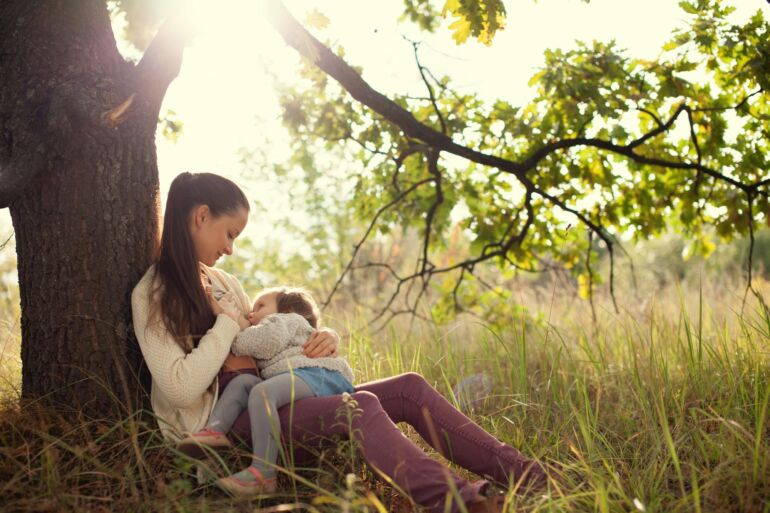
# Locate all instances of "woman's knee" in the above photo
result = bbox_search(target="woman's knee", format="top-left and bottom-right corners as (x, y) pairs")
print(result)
(348, 390), (379, 407)
(348, 391), (387, 419)
(395, 372), (430, 392)
(386, 372), (438, 417)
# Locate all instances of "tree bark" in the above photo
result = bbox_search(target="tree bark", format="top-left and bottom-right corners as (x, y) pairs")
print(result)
(1, 1), (172, 416)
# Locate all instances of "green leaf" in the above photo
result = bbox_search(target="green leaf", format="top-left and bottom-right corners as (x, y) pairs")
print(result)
(448, 16), (472, 44)
(305, 9), (330, 30)
(441, 0), (459, 16)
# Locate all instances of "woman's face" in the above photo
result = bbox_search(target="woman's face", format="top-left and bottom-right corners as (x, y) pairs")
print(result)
(189, 205), (248, 266)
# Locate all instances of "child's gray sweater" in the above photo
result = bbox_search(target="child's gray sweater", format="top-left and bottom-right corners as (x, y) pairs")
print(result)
(231, 313), (354, 382)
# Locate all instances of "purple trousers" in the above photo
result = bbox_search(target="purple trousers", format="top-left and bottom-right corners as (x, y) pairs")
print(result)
(218, 370), (546, 513)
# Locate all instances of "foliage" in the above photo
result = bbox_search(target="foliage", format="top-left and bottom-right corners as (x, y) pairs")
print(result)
(108, 0), (770, 322)
(441, 0), (506, 45)
(214, 135), (360, 308)
(269, 0), (770, 321)
(158, 109), (183, 143)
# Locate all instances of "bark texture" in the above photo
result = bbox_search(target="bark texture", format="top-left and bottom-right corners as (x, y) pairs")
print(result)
(0, 1), (173, 416)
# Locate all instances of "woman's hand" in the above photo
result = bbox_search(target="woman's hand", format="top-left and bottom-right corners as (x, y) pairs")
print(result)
(303, 328), (339, 358)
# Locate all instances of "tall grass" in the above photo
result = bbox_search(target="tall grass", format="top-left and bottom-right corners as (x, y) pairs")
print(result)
(1, 274), (769, 512)
(0, 255), (20, 401)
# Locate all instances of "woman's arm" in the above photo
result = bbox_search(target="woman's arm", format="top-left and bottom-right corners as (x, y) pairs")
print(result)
(303, 328), (340, 358)
(131, 284), (240, 408)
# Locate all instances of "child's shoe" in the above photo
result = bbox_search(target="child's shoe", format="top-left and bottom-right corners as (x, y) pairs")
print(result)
(176, 427), (232, 459)
(215, 466), (277, 497)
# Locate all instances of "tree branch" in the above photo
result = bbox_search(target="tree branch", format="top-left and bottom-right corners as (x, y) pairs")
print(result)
(636, 107), (664, 128)
(535, 188), (621, 311)
(0, 231), (14, 252)
(264, 0), (528, 181)
(692, 88), (763, 113)
(266, 0), (766, 323)
(391, 144), (427, 193)
(134, 14), (192, 119)
(741, 191), (770, 317)
(586, 230), (597, 326)
(268, 0), (770, 205)
(409, 39), (447, 135)
(322, 178), (433, 308)
(421, 149), (443, 277)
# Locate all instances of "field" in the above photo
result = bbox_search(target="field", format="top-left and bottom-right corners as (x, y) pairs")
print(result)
(1, 267), (769, 512)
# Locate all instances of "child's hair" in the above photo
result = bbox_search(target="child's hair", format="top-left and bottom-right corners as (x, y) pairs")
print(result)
(268, 287), (320, 328)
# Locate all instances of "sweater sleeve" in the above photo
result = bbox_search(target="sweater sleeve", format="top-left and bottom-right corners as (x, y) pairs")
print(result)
(232, 314), (291, 360)
(131, 280), (240, 409)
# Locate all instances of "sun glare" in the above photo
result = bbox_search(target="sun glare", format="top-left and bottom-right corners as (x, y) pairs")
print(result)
(158, 0), (290, 197)
(145, 0), (770, 249)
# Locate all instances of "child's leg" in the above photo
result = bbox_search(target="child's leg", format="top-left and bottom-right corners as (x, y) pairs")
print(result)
(207, 373), (262, 433)
(246, 374), (313, 479)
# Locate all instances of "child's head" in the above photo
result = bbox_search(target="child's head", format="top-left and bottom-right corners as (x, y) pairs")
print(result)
(247, 287), (320, 328)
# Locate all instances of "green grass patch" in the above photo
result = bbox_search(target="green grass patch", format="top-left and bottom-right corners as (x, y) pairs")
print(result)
(1, 283), (769, 512)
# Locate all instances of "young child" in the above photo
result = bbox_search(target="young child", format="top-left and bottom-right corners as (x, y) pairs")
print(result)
(177, 286), (354, 496)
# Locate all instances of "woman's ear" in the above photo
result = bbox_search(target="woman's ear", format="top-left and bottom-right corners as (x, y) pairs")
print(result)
(192, 204), (211, 229)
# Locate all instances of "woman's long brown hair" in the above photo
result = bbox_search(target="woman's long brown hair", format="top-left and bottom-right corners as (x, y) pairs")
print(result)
(152, 172), (249, 352)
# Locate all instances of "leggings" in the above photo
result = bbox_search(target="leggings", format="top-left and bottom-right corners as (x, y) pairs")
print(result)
(217, 371), (546, 513)
(208, 372), (313, 479)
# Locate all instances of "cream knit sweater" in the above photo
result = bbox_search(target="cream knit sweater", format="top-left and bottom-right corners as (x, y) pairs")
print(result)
(131, 264), (250, 441)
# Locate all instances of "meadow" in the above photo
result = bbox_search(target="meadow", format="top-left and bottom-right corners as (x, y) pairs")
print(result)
(0, 255), (769, 513)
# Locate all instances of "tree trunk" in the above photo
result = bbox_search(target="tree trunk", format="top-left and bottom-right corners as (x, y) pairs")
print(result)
(1, 1), (171, 416)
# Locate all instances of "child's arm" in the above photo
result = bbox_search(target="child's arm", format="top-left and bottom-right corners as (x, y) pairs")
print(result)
(231, 314), (291, 360)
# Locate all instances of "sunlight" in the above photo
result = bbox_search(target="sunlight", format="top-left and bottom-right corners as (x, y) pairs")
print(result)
(4, 10), (770, 509)
(156, 0), (337, 255)
(122, 2), (310, 257)
(158, 0), (292, 206)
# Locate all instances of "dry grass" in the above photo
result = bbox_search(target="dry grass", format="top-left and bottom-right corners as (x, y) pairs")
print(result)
(1, 264), (769, 512)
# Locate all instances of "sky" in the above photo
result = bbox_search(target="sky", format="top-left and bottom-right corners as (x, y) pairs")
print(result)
(0, 0), (768, 256)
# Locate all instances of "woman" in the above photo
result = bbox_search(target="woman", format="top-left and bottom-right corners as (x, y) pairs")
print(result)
(132, 172), (548, 513)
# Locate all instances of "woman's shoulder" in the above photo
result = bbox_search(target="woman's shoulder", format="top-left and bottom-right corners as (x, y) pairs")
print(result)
(134, 265), (157, 287)
(131, 265), (159, 301)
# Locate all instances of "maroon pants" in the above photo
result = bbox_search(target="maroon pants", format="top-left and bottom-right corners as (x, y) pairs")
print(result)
(218, 371), (545, 513)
